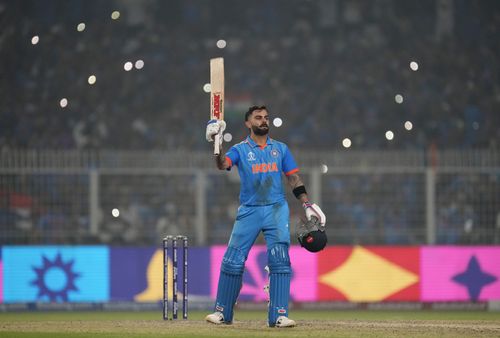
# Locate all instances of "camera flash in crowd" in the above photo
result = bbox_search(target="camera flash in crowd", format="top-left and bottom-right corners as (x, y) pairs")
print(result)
(216, 39), (227, 49)
(135, 60), (144, 70)
(342, 138), (352, 148)
(410, 61), (419, 71)
(405, 121), (413, 131)
(88, 75), (96, 85)
(31, 35), (39, 45)
(124, 62), (133, 71)
(395, 94), (404, 104)
(273, 117), (283, 127)
(77, 23), (86, 32)
(112, 208), (120, 217)
(59, 98), (68, 108)
(111, 11), (120, 20)
(203, 83), (211, 93)
(386, 130), (394, 140)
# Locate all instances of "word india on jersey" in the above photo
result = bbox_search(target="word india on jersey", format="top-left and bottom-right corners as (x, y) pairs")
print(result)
(252, 162), (278, 174)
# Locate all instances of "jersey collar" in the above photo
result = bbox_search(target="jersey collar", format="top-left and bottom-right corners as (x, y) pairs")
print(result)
(245, 135), (273, 148)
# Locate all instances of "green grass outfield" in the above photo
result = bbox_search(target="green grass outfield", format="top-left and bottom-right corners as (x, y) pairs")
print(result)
(1, 310), (500, 338)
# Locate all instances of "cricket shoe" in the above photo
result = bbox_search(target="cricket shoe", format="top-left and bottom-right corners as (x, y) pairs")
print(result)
(275, 316), (296, 328)
(205, 312), (225, 325)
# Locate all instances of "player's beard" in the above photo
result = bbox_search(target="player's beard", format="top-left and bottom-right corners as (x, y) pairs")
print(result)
(252, 124), (269, 136)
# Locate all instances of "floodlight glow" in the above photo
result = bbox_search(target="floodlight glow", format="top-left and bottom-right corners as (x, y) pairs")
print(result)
(395, 94), (404, 104)
(124, 62), (133, 71)
(88, 75), (96, 85)
(404, 121), (413, 130)
(112, 208), (120, 217)
(111, 11), (120, 20)
(31, 36), (39, 45)
(385, 130), (394, 140)
(135, 60), (144, 69)
(223, 133), (233, 142)
(342, 138), (352, 148)
(273, 117), (283, 127)
(77, 23), (86, 32)
(410, 61), (419, 71)
(216, 39), (227, 49)
(59, 98), (68, 108)
(203, 83), (211, 93)
(320, 164), (329, 174)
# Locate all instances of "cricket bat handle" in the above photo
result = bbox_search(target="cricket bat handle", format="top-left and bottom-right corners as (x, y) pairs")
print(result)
(214, 134), (221, 156)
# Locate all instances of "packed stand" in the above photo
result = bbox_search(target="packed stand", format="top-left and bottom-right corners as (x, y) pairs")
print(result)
(1, 0), (499, 151)
(1, 0), (500, 246)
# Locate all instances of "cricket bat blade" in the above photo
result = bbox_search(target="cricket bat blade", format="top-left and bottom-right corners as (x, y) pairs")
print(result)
(210, 57), (224, 156)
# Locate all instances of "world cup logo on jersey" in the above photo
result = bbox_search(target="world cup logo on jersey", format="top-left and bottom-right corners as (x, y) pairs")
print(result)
(247, 152), (256, 161)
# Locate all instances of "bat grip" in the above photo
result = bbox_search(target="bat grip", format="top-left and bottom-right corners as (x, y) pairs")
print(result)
(214, 134), (221, 156)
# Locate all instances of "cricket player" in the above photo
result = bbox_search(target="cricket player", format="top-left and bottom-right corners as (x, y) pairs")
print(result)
(204, 105), (326, 327)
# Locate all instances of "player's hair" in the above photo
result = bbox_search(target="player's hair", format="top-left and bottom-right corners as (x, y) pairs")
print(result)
(244, 105), (268, 121)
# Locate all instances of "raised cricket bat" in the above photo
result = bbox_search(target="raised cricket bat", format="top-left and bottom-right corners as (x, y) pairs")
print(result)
(210, 57), (224, 156)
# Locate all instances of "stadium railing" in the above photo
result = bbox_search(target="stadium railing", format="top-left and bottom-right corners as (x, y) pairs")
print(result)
(0, 149), (499, 245)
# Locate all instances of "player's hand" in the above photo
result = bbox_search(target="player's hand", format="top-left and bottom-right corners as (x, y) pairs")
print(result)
(206, 119), (226, 143)
(303, 202), (326, 227)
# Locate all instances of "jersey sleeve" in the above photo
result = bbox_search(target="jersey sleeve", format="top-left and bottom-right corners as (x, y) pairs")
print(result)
(225, 145), (240, 168)
(282, 145), (299, 176)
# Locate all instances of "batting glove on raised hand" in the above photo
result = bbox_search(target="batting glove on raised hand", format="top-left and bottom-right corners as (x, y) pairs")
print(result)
(206, 119), (226, 143)
(303, 202), (326, 227)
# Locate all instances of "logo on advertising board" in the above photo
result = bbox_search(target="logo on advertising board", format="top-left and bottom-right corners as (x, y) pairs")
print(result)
(3, 246), (109, 303)
(210, 245), (317, 302)
(0, 249), (3, 303)
(421, 247), (500, 302)
(108, 247), (211, 302)
(31, 252), (80, 302)
(318, 246), (420, 302)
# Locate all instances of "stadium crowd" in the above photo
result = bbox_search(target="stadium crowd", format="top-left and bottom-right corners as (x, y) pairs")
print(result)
(1, 0), (499, 246)
(1, 0), (499, 151)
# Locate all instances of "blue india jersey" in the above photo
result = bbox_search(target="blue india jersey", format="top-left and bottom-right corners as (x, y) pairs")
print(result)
(225, 136), (299, 206)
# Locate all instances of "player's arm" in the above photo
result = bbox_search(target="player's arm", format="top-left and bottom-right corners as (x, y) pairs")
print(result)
(287, 173), (309, 203)
(283, 146), (326, 225)
(287, 173), (326, 226)
(215, 146), (230, 170)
